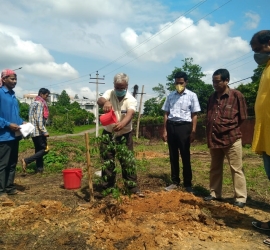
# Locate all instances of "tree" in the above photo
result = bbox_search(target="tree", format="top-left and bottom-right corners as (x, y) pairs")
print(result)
(143, 97), (165, 116)
(166, 58), (213, 113)
(57, 90), (70, 107)
(236, 64), (265, 115)
(18, 102), (30, 121)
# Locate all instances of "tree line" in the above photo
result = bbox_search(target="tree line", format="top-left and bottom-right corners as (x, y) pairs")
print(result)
(143, 57), (264, 118)
(19, 90), (95, 133)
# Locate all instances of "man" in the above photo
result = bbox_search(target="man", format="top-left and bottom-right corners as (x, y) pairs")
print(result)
(0, 69), (24, 199)
(22, 88), (50, 174)
(249, 30), (270, 245)
(204, 69), (247, 208)
(162, 71), (201, 193)
(97, 73), (144, 197)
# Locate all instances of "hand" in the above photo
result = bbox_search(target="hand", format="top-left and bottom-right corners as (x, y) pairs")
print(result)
(9, 123), (20, 131)
(43, 133), (50, 137)
(103, 101), (112, 113)
(162, 131), (167, 142)
(113, 122), (124, 132)
(190, 131), (196, 143)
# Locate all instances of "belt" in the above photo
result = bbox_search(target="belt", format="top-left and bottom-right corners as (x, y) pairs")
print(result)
(167, 120), (191, 125)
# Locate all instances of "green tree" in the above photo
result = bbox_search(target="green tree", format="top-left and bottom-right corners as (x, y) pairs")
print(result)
(18, 102), (30, 121)
(236, 64), (265, 115)
(165, 58), (213, 113)
(143, 97), (165, 116)
(57, 90), (70, 107)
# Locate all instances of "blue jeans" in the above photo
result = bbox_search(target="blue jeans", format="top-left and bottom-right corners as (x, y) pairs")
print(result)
(263, 152), (270, 180)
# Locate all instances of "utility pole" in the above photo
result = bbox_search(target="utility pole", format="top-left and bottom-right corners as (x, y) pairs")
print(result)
(136, 85), (146, 139)
(89, 71), (105, 137)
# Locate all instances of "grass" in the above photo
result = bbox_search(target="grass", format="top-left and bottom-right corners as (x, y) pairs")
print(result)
(17, 134), (270, 204)
(46, 124), (96, 136)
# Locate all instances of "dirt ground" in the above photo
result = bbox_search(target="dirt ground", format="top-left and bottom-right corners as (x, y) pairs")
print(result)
(1, 151), (270, 250)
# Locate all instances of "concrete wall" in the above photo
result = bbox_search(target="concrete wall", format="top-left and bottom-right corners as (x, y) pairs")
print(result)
(139, 117), (255, 145)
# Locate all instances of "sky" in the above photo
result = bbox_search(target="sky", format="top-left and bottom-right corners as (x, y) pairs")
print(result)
(0, 0), (269, 106)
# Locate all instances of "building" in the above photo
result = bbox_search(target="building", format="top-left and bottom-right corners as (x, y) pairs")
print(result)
(19, 93), (97, 117)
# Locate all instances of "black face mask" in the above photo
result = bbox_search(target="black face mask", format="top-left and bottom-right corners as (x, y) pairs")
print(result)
(254, 52), (270, 65)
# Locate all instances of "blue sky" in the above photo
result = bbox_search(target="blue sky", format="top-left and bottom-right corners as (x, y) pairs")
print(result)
(0, 0), (269, 105)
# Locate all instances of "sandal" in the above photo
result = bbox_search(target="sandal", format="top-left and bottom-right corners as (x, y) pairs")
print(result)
(263, 238), (270, 245)
(252, 221), (270, 230)
(7, 190), (26, 195)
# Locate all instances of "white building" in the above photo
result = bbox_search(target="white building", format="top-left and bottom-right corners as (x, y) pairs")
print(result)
(19, 93), (97, 117)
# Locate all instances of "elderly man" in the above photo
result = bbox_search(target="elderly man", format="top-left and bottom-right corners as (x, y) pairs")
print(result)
(97, 72), (144, 197)
(204, 69), (247, 208)
(0, 69), (24, 199)
(249, 30), (270, 246)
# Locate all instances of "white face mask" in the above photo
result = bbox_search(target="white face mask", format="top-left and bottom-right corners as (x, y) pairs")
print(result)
(175, 85), (185, 93)
(254, 52), (270, 65)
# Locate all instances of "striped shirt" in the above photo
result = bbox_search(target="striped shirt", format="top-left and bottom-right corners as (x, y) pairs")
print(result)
(162, 89), (201, 122)
(206, 88), (247, 149)
(29, 101), (48, 137)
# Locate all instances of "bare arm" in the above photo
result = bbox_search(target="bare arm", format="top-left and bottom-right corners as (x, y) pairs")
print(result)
(190, 112), (198, 142)
(113, 109), (135, 132)
(97, 97), (112, 112)
(162, 112), (169, 142)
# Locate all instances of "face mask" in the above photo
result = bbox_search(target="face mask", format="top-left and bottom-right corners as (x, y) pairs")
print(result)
(254, 53), (270, 65)
(115, 89), (127, 97)
(175, 85), (185, 93)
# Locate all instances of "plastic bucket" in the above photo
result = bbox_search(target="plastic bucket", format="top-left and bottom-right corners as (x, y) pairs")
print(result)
(62, 168), (83, 189)
(100, 109), (117, 126)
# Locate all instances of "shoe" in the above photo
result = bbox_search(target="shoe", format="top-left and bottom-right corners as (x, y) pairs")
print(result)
(0, 193), (8, 201)
(135, 191), (145, 198)
(204, 195), (221, 201)
(263, 238), (270, 245)
(185, 186), (195, 194)
(233, 201), (246, 208)
(7, 190), (26, 195)
(164, 184), (178, 191)
(252, 221), (270, 230)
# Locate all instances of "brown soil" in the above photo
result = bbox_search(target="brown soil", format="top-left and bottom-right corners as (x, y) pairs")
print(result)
(0, 151), (269, 250)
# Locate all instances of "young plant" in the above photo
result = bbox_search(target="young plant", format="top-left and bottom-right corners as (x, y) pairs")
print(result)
(91, 133), (137, 200)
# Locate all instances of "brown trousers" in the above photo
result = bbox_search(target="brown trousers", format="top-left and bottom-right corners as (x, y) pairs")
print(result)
(209, 139), (247, 203)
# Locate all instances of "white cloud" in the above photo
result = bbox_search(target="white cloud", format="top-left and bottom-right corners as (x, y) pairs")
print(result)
(65, 87), (96, 100)
(120, 18), (250, 65)
(244, 12), (260, 30)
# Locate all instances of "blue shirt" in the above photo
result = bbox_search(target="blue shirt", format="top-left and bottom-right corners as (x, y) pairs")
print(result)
(0, 87), (23, 141)
(162, 89), (201, 122)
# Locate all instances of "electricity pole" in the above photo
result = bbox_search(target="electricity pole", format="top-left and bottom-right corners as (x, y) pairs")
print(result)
(90, 71), (105, 137)
(136, 85), (146, 139)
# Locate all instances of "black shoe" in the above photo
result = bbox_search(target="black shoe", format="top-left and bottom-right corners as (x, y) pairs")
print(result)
(185, 186), (196, 194)
(204, 195), (221, 201)
(233, 201), (246, 208)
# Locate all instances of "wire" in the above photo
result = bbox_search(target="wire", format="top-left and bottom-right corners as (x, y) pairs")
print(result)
(103, 0), (233, 76)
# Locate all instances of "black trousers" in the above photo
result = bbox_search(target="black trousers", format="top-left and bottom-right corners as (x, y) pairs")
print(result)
(0, 139), (19, 195)
(100, 130), (138, 192)
(167, 122), (192, 187)
(24, 136), (48, 171)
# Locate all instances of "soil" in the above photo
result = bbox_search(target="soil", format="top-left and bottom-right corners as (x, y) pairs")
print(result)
(1, 151), (270, 250)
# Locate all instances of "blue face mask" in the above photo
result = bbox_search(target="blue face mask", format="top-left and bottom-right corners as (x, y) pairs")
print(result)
(115, 89), (127, 97)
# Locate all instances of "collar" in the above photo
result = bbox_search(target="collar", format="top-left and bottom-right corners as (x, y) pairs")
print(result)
(214, 87), (230, 98)
(1, 86), (15, 95)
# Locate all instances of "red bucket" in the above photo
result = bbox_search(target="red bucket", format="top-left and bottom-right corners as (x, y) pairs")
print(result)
(62, 168), (83, 189)
(100, 109), (117, 126)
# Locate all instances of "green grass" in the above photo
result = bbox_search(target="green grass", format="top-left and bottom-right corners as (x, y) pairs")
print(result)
(46, 124), (96, 136)
(17, 135), (270, 203)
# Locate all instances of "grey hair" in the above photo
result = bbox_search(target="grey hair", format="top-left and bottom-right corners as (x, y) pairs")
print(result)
(113, 73), (129, 84)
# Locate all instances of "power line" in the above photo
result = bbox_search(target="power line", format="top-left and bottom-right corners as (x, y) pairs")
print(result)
(97, 0), (208, 72)
(103, 0), (233, 76)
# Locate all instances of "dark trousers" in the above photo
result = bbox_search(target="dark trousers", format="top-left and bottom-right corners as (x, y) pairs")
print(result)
(0, 139), (19, 195)
(167, 122), (192, 187)
(24, 136), (48, 171)
(100, 130), (138, 192)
